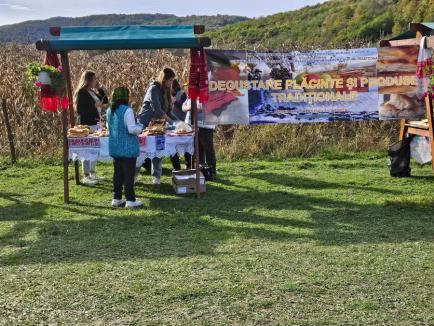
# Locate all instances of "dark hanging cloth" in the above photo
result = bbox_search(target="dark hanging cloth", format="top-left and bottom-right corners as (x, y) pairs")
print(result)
(44, 51), (60, 67)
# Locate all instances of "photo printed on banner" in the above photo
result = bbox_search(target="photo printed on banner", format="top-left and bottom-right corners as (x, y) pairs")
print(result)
(203, 50), (250, 125)
(377, 46), (425, 120)
(248, 48), (379, 124)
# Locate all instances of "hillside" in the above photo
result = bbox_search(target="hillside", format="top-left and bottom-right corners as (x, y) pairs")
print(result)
(208, 0), (434, 49)
(0, 14), (248, 44)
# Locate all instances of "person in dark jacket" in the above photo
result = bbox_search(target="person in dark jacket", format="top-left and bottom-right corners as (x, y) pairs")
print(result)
(137, 67), (176, 184)
(183, 99), (217, 178)
(171, 79), (188, 121)
(74, 70), (109, 185)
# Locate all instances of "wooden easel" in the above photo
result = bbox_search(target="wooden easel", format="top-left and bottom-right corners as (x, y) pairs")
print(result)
(380, 23), (434, 170)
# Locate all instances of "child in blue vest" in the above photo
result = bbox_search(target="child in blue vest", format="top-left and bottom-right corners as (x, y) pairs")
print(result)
(107, 87), (144, 208)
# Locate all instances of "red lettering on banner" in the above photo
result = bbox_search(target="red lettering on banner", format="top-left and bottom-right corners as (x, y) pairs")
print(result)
(68, 137), (100, 148)
(139, 135), (147, 147)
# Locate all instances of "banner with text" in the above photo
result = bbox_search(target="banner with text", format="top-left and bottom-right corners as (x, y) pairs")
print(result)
(204, 47), (422, 125)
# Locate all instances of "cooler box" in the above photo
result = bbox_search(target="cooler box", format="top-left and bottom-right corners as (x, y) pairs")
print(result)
(172, 170), (206, 195)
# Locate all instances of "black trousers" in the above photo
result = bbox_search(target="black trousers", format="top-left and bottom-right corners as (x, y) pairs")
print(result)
(142, 158), (152, 174)
(170, 154), (182, 171)
(170, 153), (195, 170)
(113, 157), (137, 201)
(185, 152), (193, 170)
(199, 128), (216, 174)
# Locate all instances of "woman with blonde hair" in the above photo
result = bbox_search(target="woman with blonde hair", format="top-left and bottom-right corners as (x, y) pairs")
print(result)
(137, 67), (177, 184)
(74, 70), (109, 185)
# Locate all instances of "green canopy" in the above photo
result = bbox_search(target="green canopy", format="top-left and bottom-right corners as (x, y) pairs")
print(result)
(37, 25), (208, 51)
(390, 22), (434, 41)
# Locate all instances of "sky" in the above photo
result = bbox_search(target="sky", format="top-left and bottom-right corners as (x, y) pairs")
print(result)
(0, 0), (327, 26)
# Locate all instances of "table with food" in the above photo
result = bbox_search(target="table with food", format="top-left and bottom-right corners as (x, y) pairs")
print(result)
(67, 120), (194, 167)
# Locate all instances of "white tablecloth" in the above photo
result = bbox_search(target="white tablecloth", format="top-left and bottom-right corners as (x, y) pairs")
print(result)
(68, 133), (194, 167)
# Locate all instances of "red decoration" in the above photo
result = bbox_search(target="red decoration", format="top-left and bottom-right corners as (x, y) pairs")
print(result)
(188, 48), (209, 103)
(44, 51), (61, 67)
(202, 91), (238, 114)
(39, 51), (69, 112)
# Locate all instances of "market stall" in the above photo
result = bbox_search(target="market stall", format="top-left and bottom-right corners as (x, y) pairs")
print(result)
(35, 25), (211, 203)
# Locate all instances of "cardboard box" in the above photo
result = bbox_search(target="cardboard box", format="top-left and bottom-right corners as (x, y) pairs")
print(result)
(172, 170), (206, 194)
(172, 170), (205, 186)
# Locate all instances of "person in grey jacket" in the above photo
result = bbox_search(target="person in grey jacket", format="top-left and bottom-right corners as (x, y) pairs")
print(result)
(137, 67), (176, 184)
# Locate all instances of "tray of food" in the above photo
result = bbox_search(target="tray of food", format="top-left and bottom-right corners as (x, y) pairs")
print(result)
(92, 129), (109, 137)
(68, 125), (90, 138)
(144, 126), (166, 136)
(176, 122), (193, 133)
(168, 122), (194, 136)
(143, 119), (167, 136)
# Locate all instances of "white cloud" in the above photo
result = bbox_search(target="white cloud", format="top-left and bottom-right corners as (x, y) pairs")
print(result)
(0, 3), (32, 11)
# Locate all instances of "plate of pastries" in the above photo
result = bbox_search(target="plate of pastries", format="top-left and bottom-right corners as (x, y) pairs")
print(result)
(68, 125), (90, 138)
(174, 122), (193, 135)
(144, 119), (166, 135)
(92, 129), (109, 137)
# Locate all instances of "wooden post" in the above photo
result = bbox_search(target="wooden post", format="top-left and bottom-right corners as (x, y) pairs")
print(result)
(1, 98), (17, 163)
(60, 51), (76, 127)
(60, 51), (72, 203)
(399, 119), (406, 141)
(60, 51), (81, 187)
(191, 98), (201, 199)
(60, 109), (69, 204)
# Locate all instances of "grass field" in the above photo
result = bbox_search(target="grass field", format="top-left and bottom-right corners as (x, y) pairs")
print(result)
(0, 152), (433, 325)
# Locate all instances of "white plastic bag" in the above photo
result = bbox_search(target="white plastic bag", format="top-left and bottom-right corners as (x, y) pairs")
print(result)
(410, 136), (432, 165)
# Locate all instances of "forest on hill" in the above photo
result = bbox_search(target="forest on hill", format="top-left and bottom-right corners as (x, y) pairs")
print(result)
(208, 0), (434, 49)
(0, 14), (248, 44)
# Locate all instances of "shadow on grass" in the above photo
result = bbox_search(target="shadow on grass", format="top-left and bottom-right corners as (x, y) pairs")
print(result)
(1, 169), (434, 266)
(245, 172), (402, 194)
(0, 193), (50, 221)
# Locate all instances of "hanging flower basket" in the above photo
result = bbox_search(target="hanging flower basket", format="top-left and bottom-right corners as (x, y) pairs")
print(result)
(36, 71), (52, 85)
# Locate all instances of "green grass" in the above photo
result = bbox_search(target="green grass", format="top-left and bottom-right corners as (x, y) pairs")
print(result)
(1, 152), (434, 325)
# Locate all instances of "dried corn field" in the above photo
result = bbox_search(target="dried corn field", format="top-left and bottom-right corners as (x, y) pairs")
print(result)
(0, 43), (399, 160)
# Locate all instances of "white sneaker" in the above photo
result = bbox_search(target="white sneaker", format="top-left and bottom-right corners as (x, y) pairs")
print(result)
(152, 177), (161, 185)
(82, 176), (97, 185)
(90, 173), (104, 180)
(126, 200), (143, 208)
(111, 199), (126, 207)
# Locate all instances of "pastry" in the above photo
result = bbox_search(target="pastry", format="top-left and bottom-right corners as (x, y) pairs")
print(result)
(68, 125), (90, 137)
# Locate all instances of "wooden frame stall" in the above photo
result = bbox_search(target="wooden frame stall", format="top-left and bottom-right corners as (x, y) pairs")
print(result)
(36, 25), (211, 203)
(380, 23), (434, 170)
